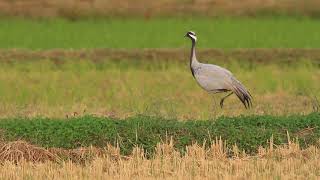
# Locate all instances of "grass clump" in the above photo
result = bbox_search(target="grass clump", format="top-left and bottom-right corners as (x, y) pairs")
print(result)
(0, 113), (319, 155)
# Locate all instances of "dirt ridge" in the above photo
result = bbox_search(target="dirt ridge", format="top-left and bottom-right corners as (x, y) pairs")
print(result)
(1, 48), (320, 63)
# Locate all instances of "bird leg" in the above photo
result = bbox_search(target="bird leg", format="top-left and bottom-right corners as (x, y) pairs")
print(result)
(212, 95), (217, 110)
(211, 95), (218, 119)
(220, 92), (233, 108)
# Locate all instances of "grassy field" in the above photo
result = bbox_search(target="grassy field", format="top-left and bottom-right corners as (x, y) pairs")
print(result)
(0, 60), (318, 119)
(0, 15), (320, 178)
(1, 17), (320, 49)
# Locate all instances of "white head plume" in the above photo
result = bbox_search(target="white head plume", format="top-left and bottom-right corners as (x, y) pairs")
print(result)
(185, 31), (197, 41)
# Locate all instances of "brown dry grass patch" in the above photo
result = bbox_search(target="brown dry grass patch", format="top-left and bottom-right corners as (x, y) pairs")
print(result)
(0, 140), (113, 164)
(0, 0), (320, 18)
(0, 136), (318, 164)
(0, 141), (59, 163)
(0, 137), (319, 179)
(1, 48), (320, 64)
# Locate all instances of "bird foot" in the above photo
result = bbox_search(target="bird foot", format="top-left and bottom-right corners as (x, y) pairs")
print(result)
(220, 99), (224, 109)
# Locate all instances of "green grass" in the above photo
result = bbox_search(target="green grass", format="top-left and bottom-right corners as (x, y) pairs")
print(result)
(0, 113), (319, 155)
(0, 59), (319, 119)
(1, 17), (320, 49)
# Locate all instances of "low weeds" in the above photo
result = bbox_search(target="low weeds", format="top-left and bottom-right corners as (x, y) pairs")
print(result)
(0, 113), (319, 155)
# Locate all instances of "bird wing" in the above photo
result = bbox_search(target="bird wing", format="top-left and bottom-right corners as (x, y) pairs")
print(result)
(194, 63), (252, 108)
(193, 63), (233, 93)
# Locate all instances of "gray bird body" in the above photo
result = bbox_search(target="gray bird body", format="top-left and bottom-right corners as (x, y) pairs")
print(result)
(186, 31), (252, 108)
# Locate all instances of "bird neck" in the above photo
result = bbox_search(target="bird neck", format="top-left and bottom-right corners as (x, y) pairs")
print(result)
(190, 40), (199, 68)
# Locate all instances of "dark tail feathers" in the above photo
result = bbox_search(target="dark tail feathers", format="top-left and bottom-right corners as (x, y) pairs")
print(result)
(231, 77), (252, 109)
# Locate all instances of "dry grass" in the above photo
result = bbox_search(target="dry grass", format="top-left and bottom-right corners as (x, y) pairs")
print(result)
(0, 140), (115, 164)
(0, 58), (318, 119)
(0, 0), (320, 18)
(0, 137), (319, 179)
(0, 92), (316, 119)
(0, 141), (58, 163)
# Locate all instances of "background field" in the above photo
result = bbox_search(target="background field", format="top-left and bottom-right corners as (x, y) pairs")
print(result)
(1, 17), (320, 49)
(1, 0), (320, 18)
(1, 1), (320, 178)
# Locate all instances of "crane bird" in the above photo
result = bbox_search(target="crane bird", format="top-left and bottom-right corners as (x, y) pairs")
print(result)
(185, 31), (252, 109)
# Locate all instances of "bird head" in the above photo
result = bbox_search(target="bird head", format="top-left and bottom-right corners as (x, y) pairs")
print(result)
(185, 31), (197, 41)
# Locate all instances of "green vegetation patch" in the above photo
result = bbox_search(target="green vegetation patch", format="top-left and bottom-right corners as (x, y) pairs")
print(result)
(0, 113), (319, 155)
(1, 17), (320, 49)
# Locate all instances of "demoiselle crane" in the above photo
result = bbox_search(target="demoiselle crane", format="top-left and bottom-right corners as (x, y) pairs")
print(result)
(185, 31), (252, 109)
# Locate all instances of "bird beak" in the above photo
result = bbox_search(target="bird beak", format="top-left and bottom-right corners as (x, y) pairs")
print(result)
(184, 34), (188, 37)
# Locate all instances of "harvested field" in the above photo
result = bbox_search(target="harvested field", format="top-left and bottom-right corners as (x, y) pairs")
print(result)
(0, 11), (319, 178)
(0, 138), (319, 179)
(0, 0), (320, 18)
